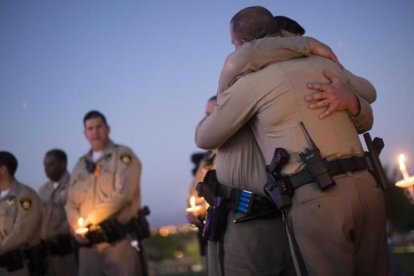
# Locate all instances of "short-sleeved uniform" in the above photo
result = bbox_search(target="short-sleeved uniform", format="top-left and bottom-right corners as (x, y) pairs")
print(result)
(0, 180), (42, 276)
(196, 56), (387, 276)
(65, 141), (145, 276)
(39, 172), (77, 276)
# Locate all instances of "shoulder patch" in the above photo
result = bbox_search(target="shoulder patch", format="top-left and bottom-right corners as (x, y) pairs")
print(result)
(120, 153), (132, 165)
(20, 197), (32, 211)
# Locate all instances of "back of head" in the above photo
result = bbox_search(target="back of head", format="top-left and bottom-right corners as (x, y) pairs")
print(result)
(83, 110), (108, 126)
(0, 151), (18, 177)
(231, 6), (277, 43)
(274, 16), (305, 36)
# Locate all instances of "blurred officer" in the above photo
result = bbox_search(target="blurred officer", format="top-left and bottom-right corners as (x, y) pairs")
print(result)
(39, 149), (77, 276)
(186, 96), (217, 258)
(0, 151), (44, 276)
(65, 110), (147, 276)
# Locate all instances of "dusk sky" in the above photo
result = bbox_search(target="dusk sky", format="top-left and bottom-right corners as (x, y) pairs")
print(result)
(1, 0), (414, 226)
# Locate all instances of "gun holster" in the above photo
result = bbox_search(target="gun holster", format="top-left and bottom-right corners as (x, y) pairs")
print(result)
(203, 196), (230, 241)
(196, 170), (219, 205)
(127, 206), (151, 240)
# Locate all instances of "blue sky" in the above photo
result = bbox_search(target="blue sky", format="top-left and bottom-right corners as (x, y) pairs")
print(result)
(1, 0), (414, 226)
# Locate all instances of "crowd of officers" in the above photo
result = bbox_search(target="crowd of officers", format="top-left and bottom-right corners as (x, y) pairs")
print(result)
(0, 110), (149, 276)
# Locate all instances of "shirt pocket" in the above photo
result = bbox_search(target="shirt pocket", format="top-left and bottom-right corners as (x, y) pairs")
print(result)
(0, 204), (17, 236)
(97, 169), (117, 201)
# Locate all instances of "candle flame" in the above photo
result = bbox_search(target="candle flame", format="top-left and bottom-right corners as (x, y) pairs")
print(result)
(78, 217), (84, 227)
(190, 196), (196, 208)
(399, 154), (406, 170)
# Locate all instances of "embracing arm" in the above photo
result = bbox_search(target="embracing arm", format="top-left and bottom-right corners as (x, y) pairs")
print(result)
(218, 36), (339, 92)
(196, 79), (257, 149)
(305, 70), (374, 133)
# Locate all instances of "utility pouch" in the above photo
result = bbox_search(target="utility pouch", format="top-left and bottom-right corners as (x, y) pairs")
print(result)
(203, 196), (229, 241)
(99, 219), (125, 243)
(196, 169), (219, 205)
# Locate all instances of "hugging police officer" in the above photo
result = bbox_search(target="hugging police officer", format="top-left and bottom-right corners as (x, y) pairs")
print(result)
(65, 110), (147, 276)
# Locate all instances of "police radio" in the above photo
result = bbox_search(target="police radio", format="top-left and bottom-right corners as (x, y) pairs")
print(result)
(299, 122), (335, 191)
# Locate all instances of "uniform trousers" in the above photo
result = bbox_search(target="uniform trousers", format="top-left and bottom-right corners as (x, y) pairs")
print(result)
(0, 266), (29, 276)
(78, 238), (143, 276)
(47, 253), (77, 276)
(207, 212), (296, 276)
(288, 170), (388, 276)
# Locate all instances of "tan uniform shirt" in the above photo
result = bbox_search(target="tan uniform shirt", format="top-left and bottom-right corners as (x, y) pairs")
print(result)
(197, 56), (387, 276)
(219, 36), (310, 92)
(38, 172), (71, 240)
(218, 36), (376, 105)
(65, 141), (142, 231)
(0, 180), (42, 255)
(197, 56), (372, 171)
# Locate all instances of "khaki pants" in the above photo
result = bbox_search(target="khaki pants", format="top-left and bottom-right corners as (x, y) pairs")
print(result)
(208, 211), (295, 276)
(288, 170), (388, 276)
(47, 253), (78, 276)
(78, 238), (145, 276)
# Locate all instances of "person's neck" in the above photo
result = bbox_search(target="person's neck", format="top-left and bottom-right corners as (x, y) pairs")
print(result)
(92, 141), (110, 153)
(50, 173), (64, 183)
(0, 177), (13, 191)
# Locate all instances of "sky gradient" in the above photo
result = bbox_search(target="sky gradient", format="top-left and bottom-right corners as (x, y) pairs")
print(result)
(1, 0), (414, 226)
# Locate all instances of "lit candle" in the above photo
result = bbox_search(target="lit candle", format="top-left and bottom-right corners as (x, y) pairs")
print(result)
(186, 196), (202, 216)
(75, 217), (89, 235)
(395, 154), (414, 188)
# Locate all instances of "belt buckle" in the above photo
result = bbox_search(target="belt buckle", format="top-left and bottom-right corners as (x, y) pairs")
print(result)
(234, 190), (254, 214)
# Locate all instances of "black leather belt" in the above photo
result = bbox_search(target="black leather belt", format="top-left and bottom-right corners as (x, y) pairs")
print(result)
(289, 156), (371, 190)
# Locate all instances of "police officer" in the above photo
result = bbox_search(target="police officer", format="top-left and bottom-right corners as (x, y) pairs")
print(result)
(39, 149), (77, 276)
(0, 151), (43, 276)
(196, 6), (387, 276)
(65, 110), (146, 276)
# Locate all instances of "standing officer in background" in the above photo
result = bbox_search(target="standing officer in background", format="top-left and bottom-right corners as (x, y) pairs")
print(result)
(196, 6), (387, 276)
(0, 151), (44, 276)
(186, 96), (217, 258)
(65, 110), (147, 276)
(39, 149), (77, 276)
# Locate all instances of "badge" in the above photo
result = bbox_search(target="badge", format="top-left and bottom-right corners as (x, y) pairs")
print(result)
(120, 153), (132, 165)
(20, 197), (32, 211)
(7, 196), (15, 206)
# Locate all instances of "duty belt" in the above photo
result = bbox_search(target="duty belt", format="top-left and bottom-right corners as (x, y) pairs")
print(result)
(289, 156), (371, 190)
(216, 183), (281, 223)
